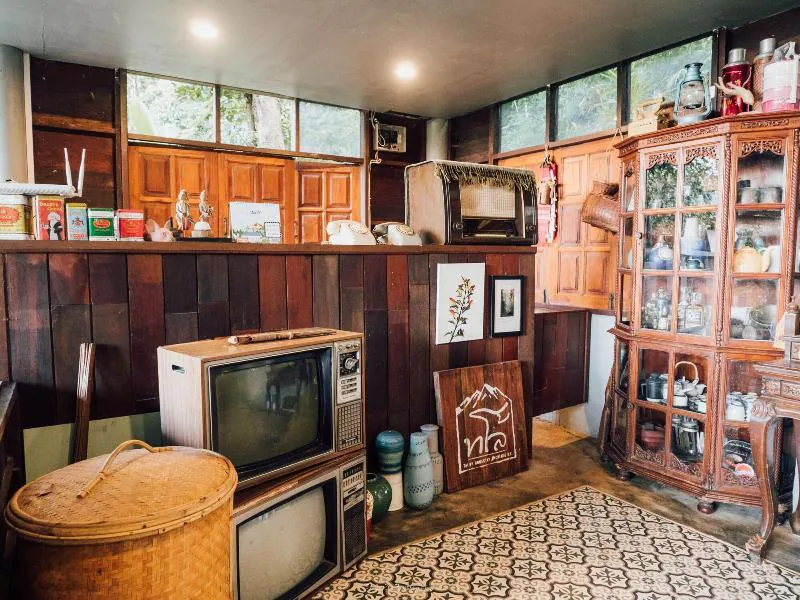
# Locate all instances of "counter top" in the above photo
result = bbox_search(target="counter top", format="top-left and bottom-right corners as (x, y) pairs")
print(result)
(534, 303), (589, 315)
(0, 240), (537, 255)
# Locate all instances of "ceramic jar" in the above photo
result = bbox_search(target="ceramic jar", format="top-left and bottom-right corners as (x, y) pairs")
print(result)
(403, 432), (435, 510)
(420, 424), (444, 496)
(375, 430), (404, 474)
(365, 473), (392, 523)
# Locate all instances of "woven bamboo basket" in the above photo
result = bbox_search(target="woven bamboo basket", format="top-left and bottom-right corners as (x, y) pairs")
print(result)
(580, 180), (620, 233)
(6, 440), (237, 600)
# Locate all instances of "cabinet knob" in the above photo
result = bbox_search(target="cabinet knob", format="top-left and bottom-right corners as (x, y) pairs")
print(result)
(635, 232), (643, 240)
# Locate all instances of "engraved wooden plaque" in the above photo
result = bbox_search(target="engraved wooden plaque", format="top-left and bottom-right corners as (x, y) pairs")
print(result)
(434, 360), (528, 492)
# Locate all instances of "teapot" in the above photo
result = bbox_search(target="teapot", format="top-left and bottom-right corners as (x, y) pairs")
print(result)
(726, 394), (747, 421)
(674, 361), (704, 397)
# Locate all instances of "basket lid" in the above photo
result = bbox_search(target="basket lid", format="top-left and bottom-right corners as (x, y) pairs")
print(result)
(6, 441), (237, 545)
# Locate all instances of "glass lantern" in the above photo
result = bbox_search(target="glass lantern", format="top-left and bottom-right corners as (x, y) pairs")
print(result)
(675, 63), (712, 124)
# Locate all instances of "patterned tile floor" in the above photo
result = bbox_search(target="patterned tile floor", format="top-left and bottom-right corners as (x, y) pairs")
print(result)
(315, 487), (800, 599)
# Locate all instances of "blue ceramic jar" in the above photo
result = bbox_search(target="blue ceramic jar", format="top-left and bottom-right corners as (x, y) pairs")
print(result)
(375, 430), (404, 474)
(403, 432), (435, 509)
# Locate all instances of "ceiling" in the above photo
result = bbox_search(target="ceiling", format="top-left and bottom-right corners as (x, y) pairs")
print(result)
(0, 0), (797, 118)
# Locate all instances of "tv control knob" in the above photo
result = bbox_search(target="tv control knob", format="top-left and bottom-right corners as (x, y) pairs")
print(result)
(525, 223), (535, 232)
(452, 222), (463, 232)
(344, 357), (358, 370)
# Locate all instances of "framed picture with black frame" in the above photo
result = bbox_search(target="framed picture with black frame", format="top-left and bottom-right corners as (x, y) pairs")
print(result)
(489, 275), (525, 337)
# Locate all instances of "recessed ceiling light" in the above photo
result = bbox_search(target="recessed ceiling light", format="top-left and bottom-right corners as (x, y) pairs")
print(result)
(189, 18), (219, 40)
(394, 61), (417, 80)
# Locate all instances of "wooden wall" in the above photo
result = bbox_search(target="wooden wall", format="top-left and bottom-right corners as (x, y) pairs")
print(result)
(449, 107), (493, 163)
(368, 112), (426, 224)
(0, 244), (535, 463)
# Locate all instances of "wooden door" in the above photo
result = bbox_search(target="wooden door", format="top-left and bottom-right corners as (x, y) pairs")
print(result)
(128, 146), (220, 235)
(219, 155), (295, 242)
(296, 163), (361, 243)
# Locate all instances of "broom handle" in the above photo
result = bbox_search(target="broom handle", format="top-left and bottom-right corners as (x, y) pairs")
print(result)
(77, 440), (171, 499)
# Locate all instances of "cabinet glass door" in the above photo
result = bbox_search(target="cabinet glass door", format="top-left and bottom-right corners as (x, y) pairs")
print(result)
(718, 358), (761, 490)
(645, 157), (677, 209)
(683, 147), (719, 206)
(728, 136), (787, 344)
(667, 352), (709, 480)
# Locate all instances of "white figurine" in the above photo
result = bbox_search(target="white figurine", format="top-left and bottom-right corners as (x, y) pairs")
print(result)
(175, 189), (192, 232)
(192, 190), (213, 238)
(715, 77), (755, 108)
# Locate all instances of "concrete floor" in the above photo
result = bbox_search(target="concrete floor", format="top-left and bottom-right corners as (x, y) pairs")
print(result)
(369, 419), (800, 572)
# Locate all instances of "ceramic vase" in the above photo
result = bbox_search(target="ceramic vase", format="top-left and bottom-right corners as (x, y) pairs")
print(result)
(365, 473), (392, 523)
(420, 424), (444, 496)
(403, 432), (435, 510)
(375, 430), (404, 474)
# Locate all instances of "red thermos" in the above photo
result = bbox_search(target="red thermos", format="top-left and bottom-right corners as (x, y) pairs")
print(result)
(721, 48), (752, 116)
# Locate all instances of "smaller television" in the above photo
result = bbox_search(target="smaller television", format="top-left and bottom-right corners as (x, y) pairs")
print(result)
(232, 451), (367, 600)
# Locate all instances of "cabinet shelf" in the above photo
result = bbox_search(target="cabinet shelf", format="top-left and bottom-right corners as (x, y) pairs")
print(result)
(671, 406), (707, 421)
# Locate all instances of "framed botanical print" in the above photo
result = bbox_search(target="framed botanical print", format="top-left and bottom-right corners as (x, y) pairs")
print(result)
(435, 262), (486, 345)
(489, 275), (524, 337)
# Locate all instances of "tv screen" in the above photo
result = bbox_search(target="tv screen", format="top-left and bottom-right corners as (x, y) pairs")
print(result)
(210, 348), (333, 474)
(236, 480), (338, 600)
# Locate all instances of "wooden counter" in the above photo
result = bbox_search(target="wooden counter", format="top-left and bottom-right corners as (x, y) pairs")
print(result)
(0, 242), (536, 463)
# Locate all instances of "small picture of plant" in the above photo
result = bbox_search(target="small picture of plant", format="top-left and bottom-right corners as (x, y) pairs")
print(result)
(436, 263), (486, 345)
(445, 276), (476, 342)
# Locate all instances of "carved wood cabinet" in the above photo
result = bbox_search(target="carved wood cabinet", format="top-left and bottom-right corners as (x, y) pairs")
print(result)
(605, 112), (800, 513)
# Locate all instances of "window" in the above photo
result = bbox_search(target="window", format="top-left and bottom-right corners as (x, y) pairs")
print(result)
(498, 91), (546, 152)
(299, 102), (362, 157)
(127, 73), (214, 142)
(220, 88), (296, 150)
(556, 69), (618, 140)
(629, 36), (713, 117)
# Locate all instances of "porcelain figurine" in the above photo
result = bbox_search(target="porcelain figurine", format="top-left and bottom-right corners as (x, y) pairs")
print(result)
(420, 424), (444, 496)
(175, 189), (192, 232)
(403, 432), (435, 510)
(192, 189), (213, 238)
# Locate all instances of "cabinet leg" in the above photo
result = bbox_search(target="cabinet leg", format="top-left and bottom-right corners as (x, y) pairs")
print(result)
(615, 465), (632, 482)
(697, 499), (717, 514)
(747, 410), (779, 563)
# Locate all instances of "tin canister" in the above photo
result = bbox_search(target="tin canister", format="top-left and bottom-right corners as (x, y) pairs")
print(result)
(0, 194), (33, 239)
(88, 208), (116, 241)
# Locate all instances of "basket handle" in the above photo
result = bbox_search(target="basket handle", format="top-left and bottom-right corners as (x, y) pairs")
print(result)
(77, 440), (171, 499)
(674, 360), (699, 382)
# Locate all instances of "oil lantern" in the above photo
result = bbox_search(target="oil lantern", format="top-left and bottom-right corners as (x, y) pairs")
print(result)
(675, 62), (712, 125)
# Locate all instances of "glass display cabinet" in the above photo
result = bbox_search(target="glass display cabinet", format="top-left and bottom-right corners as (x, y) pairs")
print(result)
(605, 112), (800, 514)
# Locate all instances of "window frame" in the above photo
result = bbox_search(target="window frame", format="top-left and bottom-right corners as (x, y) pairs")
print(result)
(552, 65), (621, 142)
(497, 88), (548, 153)
(124, 71), (365, 163)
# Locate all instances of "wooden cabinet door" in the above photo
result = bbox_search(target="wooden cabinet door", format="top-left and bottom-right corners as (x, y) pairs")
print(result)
(128, 146), (219, 235)
(296, 163), (361, 243)
(219, 155), (295, 242)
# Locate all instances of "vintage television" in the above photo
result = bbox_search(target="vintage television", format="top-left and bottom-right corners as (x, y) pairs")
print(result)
(232, 451), (367, 600)
(158, 328), (364, 488)
(405, 160), (537, 245)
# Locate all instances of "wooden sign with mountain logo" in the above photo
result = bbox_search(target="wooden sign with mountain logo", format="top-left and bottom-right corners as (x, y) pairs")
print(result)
(434, 360), (528, 492)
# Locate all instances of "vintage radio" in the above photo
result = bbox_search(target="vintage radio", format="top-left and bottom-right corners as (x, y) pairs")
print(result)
(405, 160), (537, 245)
(158, 328), (364, 489)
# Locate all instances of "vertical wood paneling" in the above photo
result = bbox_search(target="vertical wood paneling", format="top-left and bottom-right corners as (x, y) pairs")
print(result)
(363, 254), (388, 462)
(485, 254), (504, 364)
(339, 255), (364, 333)
(0, 258), (9, 381)
(163, 254), (198, 344)
(429, 254), (449, 420)
(386, 255), (410, 438)
(49, 254), (91, 424)
(197, 255), (229, 339)
(89, 254), (132, 420)
(258, 255), (288, 331)
(128, 255), (165, 410)
(518, 253), (536, 452)
(467, 253), (487, 366)
(502, 254), (521, 361)
(408, 254), (430, 431)
(286, 255), (312, 328)
(7, 254), (54, 428)
(312, 255), (340, 329)
(228, 255), (260, 334)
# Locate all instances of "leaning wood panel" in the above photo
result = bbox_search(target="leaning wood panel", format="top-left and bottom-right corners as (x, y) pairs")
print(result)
(258, 255), (288, 332)
(312, 255), (340, 329)
(386, 255), (410, 438)
(128, 255), (166, 404)
(228, 255), (260, 334)
(7, 254), (54, 428)
(286, 255), (312, 329)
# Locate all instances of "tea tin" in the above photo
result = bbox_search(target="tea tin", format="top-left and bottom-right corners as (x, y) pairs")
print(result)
(0, 194), (33, 240)
(114, 209), (144, 241)
(65, 203), (88, 241)
(34, 195), (65, 241)
(88, 208), (116, 241)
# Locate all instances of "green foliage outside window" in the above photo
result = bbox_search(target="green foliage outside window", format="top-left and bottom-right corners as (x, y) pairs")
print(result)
(630, 37), (713, 115)
(220, 88), (295, 150)
(556, 69), (617, 140)
(499, 91), (546, 152)
(299, 102), (362, 157)
(127, 73), (214, 142)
